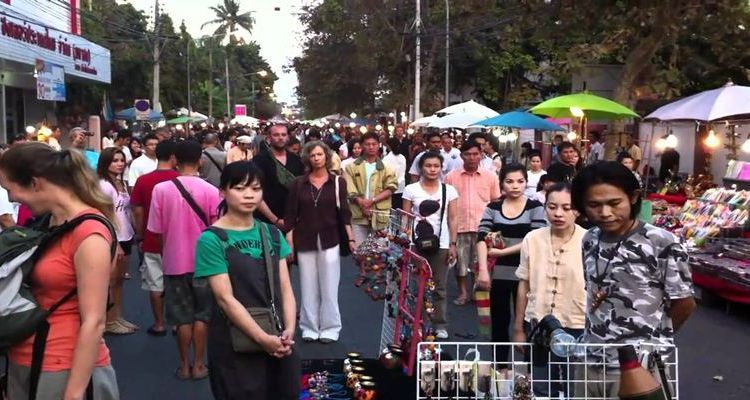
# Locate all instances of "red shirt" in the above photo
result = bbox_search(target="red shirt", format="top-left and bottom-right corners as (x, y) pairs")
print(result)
(130, 168), (180, 253)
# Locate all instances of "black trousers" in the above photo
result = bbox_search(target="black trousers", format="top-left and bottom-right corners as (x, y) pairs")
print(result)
(490, 279), (518, 369)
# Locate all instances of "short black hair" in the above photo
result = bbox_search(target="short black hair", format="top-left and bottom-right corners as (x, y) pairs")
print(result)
(460, 140), (482, 153)
(468, 132), (487, 143)
(218, 161), (265, 215)
(417, 150), (444, 169)
(591, 132), (601, 141)
(307, 127), (322, 140)
(174, 139), (203, 165)
(616, 151), (634, 163)
(116, 129), (132, 141)
(558, 141), (576, 151)
(361, 132), (380, 143)
(386, 138), (402, 156)
(425, 131), (441, 142)
(440, 131), (452, 138)
(142, 133), (159, 144)
(537, 174), (554, 191)
(287, 137), (301, 146)
(499, 162), (527, 182)
(347, 138), (362, 156)
(155, 140), (177, 161)
(527, 149), (542, 160)
(571, 161), (641, 219)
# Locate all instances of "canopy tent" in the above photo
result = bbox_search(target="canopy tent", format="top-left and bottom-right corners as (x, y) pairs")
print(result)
(410, 115), (439, 127)
(474, 111), (565, 131)
(268, 115), (289, 124)
(428, 112), (489, 129)
(174, 108), (208, 121)
(165, 116), (202, 124)
(530, 92), (639, 120)
(644, 81), (750, 122)
(435, 100), (499, 118)
(320, 113), (348, 121)
(114, 107), (164, 122)
(231, 115), (260, 126)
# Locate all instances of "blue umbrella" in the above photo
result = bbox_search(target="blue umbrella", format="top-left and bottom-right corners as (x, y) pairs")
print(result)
(114, 107), (164, 122)
(474, 110), (565, 131)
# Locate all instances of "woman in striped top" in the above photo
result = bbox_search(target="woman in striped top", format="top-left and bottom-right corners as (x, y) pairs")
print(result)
(476, 163), (546, 371)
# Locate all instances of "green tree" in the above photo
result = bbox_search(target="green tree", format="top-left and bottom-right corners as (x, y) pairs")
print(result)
(201, 0), (255, 44)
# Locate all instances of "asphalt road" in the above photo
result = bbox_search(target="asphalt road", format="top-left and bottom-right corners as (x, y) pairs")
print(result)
(17, 255), (750, 399)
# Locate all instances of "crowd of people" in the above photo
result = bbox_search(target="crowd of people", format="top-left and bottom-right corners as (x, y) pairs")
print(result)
(0, 121), (696, 400)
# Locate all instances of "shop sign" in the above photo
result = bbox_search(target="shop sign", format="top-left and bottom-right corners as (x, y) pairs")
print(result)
(235, 104), (247, 116)
(35, 59), (65, 101)
(0, 12), (110, 83)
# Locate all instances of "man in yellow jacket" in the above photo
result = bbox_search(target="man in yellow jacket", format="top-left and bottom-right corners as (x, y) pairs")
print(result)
(345, 132), (398, 245)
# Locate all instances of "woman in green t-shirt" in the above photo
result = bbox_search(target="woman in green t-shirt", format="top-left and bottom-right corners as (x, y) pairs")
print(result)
(194, 161), (299, 400)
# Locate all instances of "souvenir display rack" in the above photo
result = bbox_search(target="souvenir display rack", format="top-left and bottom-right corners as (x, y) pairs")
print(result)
(689, 237), (750, 304)
(353, 209), (436, 377)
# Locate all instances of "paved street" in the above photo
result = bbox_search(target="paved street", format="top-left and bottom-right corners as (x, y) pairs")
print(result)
(102, 256), (750, 399)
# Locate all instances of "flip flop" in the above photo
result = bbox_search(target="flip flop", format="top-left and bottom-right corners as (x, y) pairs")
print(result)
(192, 366), (209, 380)
(175, 367), (191, 381)
(453, 297), (469, 306)
(147, 326), (167, 337)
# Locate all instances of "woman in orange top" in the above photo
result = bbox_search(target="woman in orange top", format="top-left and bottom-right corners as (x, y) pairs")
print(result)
(0, 143), (119, 400)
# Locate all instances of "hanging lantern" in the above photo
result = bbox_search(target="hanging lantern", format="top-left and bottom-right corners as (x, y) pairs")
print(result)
(704, 130), (720, 148)
(566, 131), (577, 141)
(665, 134), (678, 148)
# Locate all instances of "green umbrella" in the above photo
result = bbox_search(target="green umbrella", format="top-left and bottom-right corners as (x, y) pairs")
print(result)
(529, 92), (639, 120)
(166, 115), (206, 124)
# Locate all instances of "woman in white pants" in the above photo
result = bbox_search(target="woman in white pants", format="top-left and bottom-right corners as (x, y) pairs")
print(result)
(284, 141), (356, 343)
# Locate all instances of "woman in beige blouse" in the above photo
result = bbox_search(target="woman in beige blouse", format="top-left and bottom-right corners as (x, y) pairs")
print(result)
(513, 182), (586, 397)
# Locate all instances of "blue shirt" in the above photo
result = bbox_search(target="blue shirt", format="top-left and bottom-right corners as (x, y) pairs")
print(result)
(84, 150), (99, 170)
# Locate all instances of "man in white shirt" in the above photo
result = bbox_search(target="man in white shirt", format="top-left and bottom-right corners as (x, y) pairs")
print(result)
(440, 131), (463, 175)
(128, 133), (159, 188)
(409, 131), (445, 182)
(587, 131), (605, 165)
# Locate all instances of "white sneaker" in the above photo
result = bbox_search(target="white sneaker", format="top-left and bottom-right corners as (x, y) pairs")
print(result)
(435, 329), (449, 339)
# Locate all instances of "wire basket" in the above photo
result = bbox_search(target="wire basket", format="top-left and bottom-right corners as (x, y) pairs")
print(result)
(415, 341), (679, 400)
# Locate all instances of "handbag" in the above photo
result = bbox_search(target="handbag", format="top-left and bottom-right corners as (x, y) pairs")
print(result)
(334, 176), (352, 257)
(414, 184), (446, 255)
(226, 223), (284, 353)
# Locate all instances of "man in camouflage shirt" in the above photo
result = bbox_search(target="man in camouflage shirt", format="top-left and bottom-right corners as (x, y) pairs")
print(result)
(572, 162), (696, 399)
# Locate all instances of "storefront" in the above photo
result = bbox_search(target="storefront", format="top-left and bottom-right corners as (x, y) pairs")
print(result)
(0, 0), (110, 143)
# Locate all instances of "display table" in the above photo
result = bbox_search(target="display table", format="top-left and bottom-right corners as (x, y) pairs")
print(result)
(301, 358), (415, 399)
(647, 193), (688, 206)
(690, 253), (750, 304)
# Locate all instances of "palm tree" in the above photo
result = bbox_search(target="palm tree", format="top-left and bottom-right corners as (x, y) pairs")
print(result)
(201, 0), (254, 44)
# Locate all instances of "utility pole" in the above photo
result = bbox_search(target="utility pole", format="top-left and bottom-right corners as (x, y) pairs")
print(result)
(414, 0), (421, 121)
(444, 0), (450, 108)
(225, 50), (231, 120)
(151, 0), (162, 112)
(186, 35), (191, 113)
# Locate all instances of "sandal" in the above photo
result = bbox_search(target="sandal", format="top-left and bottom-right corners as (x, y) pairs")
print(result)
(147, 326), (167, 336)
(105, 321), (135, 335)
(453, 297), (469, 306)
(192, 366), (209, 380)
(175, 367), (191, 381)
(117, 318), (140, 330)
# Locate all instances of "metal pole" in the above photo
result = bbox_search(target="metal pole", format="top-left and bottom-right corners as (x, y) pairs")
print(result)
(225, 51), (231, 119)
(251, 79), (255, 117)
(444, 0), (449, 108)
(152, 0), (161, 112)
(414, 0), (421, 121)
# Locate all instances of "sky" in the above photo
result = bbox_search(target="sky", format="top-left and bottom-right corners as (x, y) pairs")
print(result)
(121, 0), (310, 104)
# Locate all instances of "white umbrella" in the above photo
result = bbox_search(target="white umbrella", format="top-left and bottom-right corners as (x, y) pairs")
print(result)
(410, 115), (439, 127)
(231, 115), (260, 126)
(428, 112), (488, 129)
(435, 100), (499, 118)
(645, 81), (750, 122)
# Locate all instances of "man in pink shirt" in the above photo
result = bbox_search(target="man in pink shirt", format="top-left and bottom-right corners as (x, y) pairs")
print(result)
(148, 140), (220, 380)
(445, 140), (501, 305)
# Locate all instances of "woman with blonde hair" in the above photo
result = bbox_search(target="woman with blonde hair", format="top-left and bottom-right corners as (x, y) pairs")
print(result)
(284, 141), (355, 343)
(0, 142), (119, 399)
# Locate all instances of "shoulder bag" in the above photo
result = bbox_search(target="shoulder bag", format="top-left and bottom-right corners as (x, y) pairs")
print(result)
(172, 177), (209, 226)
(209, 223), (283, 354)
(414, 184), (447, 255)
(334, 176), (352, 257)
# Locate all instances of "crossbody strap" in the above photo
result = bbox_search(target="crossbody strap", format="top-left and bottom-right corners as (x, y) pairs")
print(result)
(334, 175), (341, 210)
(172, 177), (209, 226)
(203, 150), (224, 172)
(259, 222), (283, 331)
(437, 184), (447, 240)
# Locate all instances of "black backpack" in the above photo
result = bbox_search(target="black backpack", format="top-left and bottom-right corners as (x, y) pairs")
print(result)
(0, 214), (116, 400)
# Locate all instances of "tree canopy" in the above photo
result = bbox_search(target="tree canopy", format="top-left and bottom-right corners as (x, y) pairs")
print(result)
(293, 0), (750, 118)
